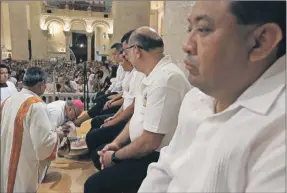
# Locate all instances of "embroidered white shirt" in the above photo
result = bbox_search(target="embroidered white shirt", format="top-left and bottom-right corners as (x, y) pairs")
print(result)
(139, 55), (286, 193)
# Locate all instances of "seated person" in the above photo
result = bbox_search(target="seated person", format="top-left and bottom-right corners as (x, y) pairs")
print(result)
(92, 43), (126, 104)
(74, 92), (123, 127)
(74, 41), (135, 128)
(139, 2), (285, 192)
(73, 31), (145, 152)
(84, 27), (191, 193)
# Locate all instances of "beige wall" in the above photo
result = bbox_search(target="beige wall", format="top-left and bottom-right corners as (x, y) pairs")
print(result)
(1, 2), (12, 51)
(112, 1), (150, 44)
(8, 1), (29, 60)
(29, 2), (48, 59)
(163, 1), (194, 76)
(47, 21), (65, 53)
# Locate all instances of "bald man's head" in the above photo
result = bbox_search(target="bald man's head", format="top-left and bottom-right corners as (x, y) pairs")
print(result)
(128, 26), (164, 52)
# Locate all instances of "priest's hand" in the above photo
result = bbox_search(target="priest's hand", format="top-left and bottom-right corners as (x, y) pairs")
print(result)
(56, 130), (66, 141)
(61, 124), (71, 135)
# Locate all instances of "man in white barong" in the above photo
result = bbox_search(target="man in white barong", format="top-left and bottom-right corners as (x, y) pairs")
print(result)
(1, 67), (67, 193)
(139, 1), (286, 193)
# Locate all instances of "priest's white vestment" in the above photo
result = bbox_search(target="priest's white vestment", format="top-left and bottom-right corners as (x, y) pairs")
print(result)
(1, 88), (59, 193)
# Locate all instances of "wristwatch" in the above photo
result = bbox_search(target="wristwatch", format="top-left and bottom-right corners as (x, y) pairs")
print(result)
(111, 151), (121, 164)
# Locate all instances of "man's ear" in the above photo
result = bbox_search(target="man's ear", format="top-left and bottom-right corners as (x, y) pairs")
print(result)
(249, 23), (283, 62)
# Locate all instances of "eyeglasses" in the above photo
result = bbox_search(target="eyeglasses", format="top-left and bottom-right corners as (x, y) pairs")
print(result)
(119, 44), (145, 55)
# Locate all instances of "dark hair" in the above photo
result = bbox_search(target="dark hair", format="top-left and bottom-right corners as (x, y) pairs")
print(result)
(230, 1), (286, 58)
(121, 30), (135, 43)
(0, 64), (10, 74)
(95, 70), (104, 79)
(129, 32), (164, 51)
(111, 43), (123, 52)
(23, 67), (47, 87)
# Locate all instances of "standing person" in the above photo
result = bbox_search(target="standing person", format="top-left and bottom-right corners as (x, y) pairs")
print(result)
(84, 27), (191, 193)
(0, 64), (18, 104)
(139, 1), (286, 192)
(1, 67), (67, 193)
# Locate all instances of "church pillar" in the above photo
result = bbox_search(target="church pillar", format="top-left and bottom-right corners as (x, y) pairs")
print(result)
(111, 1), (150, 44)
(29, 2), (48, 60)
(8, 1), (29, 60)
(64, 31), (71, 60)
(86, 32), (93, 62)
(163, 1), (195, 76)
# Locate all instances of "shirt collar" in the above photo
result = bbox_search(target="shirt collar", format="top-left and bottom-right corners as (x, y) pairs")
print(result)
(20, 88), (40, 97)
(142, 55), (172, 86)
(236, 55), (286, 115)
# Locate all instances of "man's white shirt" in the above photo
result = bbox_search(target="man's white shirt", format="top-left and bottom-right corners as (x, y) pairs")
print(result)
(129, 55), (191, 150)
(139, 55), (286, 193)
(108, 65), (126, 93)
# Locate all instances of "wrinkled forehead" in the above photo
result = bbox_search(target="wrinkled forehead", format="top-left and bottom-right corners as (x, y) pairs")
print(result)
(189, 1), (235, 25)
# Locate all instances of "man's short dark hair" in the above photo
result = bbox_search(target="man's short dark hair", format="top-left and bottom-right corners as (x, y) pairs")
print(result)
(121, 30), (135, 43)
(0, 64), (10, 74)
(129, 32), (164, 52)
(23, 67), (47, 87)
(229, 1), (286, 58)
(111, 43), (123, 52)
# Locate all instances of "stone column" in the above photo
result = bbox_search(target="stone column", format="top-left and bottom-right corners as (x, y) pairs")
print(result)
(94, 30), (97, 61)
(112, 1), (150, 44)
(29, 2), (48, 60)
(64, 31), (71, 60)
(86, 32), (93, 62)
(163, 1), (195, 76)
(1, 2), (12, 53)
(8, 2), (29, 60)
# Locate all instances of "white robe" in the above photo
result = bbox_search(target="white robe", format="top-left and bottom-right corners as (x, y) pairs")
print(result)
(0, 81), (18, 104)
(1, 88), (59, 193)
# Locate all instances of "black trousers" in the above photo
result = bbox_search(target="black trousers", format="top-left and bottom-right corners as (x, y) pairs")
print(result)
(84, 151), (160, 193)
(87, 101), (120, 118)
(90, 114), (115, 129)
(86, 118), (129, 169)
(92, 91), (118, 104)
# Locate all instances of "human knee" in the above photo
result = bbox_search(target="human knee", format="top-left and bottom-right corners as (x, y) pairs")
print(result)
(84, 174), (101, 193)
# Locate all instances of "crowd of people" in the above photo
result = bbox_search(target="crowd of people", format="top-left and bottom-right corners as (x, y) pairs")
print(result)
(0, 1), (286, 193)
(1, 56), (118, 95)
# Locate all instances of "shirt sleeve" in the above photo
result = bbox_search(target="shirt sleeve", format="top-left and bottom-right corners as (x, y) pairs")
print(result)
(25, 102), (58, 160)
(143, 86), (182, 134)
(245, 128), (285, 192)
(47, 107), (61, 130)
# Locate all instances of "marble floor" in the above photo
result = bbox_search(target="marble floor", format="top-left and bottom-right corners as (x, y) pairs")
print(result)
(38, 113), (95, 193)
(38, 157), (97, 193)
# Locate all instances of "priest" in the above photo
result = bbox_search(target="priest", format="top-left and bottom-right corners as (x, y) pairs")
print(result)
(1, 67), (67, 193)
